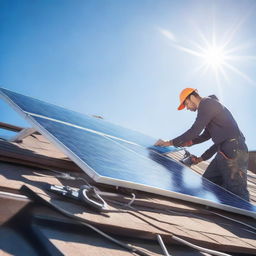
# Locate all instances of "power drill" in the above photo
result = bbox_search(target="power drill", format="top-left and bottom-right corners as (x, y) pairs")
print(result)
(180, 150), (197, 166)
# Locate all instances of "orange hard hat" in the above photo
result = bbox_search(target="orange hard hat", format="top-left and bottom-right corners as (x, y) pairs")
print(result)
(178, 88), (197, 110)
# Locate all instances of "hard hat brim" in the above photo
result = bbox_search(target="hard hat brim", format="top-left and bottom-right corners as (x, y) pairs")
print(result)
(178, 103), (185, 110)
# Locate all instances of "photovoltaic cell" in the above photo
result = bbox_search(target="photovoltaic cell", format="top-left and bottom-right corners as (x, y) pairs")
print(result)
(0, 88), (156, 147)
(1, 88), (179, 154)
(1, 88), (255, 218)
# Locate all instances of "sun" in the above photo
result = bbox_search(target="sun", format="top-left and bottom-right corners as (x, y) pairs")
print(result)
(202, 46), (226, 69)
(159, 26), (255, 86)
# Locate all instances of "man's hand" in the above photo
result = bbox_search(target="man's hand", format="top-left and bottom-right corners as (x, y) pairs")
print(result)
(190, 156), (203, 165)
(154, 139), (173, 147)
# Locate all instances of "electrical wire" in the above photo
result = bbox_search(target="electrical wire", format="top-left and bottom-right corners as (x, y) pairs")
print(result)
(127, 193), (136, 207)
(104, 195), (244, 256)
(172, 235), (232, 256)
(35, 169), (255, 254)
(211, 212), (256, 232)
(157, 234), (171, 256)
(77, 219), (152, 256)
(23, 186), (152, 256)
(107, 192), (256, 236)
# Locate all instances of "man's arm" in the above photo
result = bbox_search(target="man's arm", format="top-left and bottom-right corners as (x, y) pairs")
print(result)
(192, 129), (211, 145)
(154, 125), (211, 148)
(172, 99), (217, 147)
(200, 144), (218, 161)
(178, 129), (211, 148)
(190, 144), (218, 165)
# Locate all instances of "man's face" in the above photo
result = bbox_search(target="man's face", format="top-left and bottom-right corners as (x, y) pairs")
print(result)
(184, 96), (197, 112)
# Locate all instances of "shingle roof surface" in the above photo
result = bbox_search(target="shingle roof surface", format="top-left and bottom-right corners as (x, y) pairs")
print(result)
(0, 127), (255, 255)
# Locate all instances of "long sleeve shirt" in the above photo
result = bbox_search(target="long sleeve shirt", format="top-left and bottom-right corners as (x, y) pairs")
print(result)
(172, 95), (244, 160)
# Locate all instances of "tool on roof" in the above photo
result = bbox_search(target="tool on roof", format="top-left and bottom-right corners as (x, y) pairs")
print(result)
(47, 184), (108, 211)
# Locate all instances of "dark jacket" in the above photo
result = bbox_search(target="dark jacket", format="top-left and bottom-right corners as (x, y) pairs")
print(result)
(172, 95), (244, 160)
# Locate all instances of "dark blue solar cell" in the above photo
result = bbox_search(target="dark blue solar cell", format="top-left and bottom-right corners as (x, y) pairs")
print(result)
(32, 115), (256, 214)
(0, 88), (166, 149)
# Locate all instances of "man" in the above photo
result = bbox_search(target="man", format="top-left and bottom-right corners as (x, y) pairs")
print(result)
(155, 88), (249, 201)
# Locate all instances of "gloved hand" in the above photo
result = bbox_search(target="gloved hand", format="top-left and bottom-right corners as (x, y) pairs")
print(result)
(154, 139), (173, 147)
(181, 140), (193, 147)
(190, 156), (203, 165)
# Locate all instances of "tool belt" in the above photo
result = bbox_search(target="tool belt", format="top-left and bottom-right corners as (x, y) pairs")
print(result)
(219, 136), (245, 160)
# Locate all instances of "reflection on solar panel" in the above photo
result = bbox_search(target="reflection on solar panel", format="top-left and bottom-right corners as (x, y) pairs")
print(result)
(1, 88), (255, 218)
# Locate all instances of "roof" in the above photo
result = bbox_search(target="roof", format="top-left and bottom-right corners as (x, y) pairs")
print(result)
(0, 122), (256, 255)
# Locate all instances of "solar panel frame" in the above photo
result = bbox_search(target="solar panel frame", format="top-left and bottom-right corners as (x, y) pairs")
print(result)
(0, 91), (99, 180)
(1, 88), (255, 219)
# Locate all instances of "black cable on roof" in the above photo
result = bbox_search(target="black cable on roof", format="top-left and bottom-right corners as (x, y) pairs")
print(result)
(21, 185), (153, 256)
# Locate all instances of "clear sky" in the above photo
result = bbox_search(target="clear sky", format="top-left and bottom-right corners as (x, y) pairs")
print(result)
(0, 0), (255, 156)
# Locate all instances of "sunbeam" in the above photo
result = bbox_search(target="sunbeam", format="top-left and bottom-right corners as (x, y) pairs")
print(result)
(223, 62), (255, 85)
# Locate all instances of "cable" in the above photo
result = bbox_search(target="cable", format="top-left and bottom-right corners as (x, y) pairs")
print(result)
(211, 212), (256, 232)
(75, 177), (92, 187)
(23, 185), (152, 256)
(127, 193), (136, 207)
(172, 235), (232, 256)
(34, 170), (255, 254)
(109, 194), (256, 236)
(157, 234), (171, 256)
(127, 208), (232, 256)
(77, 219), (151, 256)
(105, 196), (243, 256)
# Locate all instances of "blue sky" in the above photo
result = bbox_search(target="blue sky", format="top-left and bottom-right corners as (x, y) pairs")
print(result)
(0, 0), (256, 156)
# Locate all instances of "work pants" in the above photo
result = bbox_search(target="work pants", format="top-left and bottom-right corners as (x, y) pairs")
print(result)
(203, 137), (249, 201)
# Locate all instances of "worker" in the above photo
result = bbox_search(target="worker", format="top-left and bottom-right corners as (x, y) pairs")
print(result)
(155, 88), (249, 201)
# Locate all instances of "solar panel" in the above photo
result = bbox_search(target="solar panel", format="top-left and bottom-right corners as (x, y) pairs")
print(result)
(1, 88), (255, 218)
(0, 88), (155, 147)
